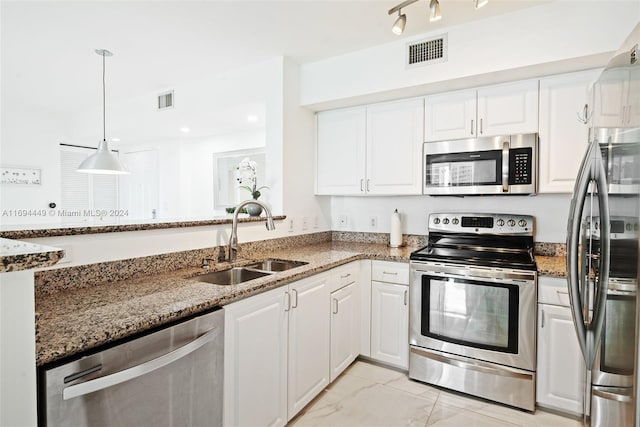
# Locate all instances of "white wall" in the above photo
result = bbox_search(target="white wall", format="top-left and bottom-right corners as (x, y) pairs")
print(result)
(331, 194), (572, 243)
(300, 1), (639, 109)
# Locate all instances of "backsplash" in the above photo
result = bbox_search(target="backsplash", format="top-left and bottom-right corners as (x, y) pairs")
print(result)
(534, 242), (566, 256)
(332, 231), (428, 247)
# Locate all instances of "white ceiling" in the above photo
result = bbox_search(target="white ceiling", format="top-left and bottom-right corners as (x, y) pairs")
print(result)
(1, 0), (551, 142)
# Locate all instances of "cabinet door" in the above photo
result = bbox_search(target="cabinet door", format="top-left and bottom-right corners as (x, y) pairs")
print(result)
(538, 69), (601, 193)
(316, 107), (366, 195)
(536, 304), (585, 415)
(224, 286), (288, 427)
(370, 281), (409, 369)
(424, 89), (476, 141)
(330, 282), (360, 382)
(366, 98), (424, 195)
(593, 68), (628, 128)
(477, 79), (539, 136)
(288, 274), (331, 420)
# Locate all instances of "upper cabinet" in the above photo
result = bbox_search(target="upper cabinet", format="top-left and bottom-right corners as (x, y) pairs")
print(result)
(538, 69), (601, 193)
(424, 79), (539, 142)
(316, 98), (423, 196)
(593, 58), (640, 128)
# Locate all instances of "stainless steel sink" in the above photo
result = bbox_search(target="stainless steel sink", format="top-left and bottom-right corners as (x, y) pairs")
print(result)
(246, 259), (308, 272)
(193, 267), (272, 285)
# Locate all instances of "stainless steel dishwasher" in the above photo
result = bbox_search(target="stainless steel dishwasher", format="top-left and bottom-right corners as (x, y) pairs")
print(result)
(40, 308), (224, 427)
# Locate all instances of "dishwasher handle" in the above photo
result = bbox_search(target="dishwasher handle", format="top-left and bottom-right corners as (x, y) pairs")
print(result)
(62, 325), (222, 400)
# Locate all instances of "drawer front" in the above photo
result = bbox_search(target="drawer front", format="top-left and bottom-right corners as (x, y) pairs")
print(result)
(371, 260), (409, 285)
(538, 276), (570, 306)
(331, 262), (359, 292)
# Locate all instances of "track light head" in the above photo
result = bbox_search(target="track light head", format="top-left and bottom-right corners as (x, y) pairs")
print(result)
(429, 0), (441, 22)
(475, 0), (488, 9)
(392, 11), (407, 35)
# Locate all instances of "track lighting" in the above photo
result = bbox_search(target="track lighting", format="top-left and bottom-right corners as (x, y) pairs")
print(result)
(392, 11), (407, 35)
(429, 0), (441, 22)
(388, 0), (488, 34)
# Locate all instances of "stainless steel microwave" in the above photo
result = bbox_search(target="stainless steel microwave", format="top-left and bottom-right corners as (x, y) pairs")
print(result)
(423, 133), (538, 195)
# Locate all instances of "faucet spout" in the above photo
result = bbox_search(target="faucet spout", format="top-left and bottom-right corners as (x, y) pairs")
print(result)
(228, 199), (275, 262)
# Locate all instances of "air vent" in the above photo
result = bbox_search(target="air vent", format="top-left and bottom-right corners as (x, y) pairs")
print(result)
(406, 34), (447, 68)
(157, 91), (174, 110)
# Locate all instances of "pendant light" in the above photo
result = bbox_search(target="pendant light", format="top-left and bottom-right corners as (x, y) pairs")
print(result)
(77, 49), (129, 175)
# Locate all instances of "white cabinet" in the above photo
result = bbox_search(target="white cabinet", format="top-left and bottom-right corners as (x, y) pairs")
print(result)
(537, 277), (586, 416)
(224, 286), (288, 427)
(316, 107), (366, 195)
(330, 282), (359, 381)
(287, 274), (331, 420)
(224, 273), (330, 426)
(316, 98), (423, 196)
(425, 79), (538, 141)
(593, 64), (639, 128)
(538, 69), (601, 193)
(370, 261), (409, 370)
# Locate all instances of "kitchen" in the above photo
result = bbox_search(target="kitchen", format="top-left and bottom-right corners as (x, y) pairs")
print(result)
(1, 1), (639, 426)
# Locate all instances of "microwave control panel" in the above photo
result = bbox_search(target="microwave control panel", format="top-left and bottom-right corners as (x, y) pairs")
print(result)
(509, 148), (532, 185)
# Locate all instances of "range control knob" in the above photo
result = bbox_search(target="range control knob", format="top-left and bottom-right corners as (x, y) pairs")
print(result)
(433, 218), (441, 225)
(452, 218), (460, 225)
(507, 219), (516, 227)
(627, 223), (632, 231)
(443, 218), (450, 225)
(518, 219), (527, 228)
(496, 219), (505, 227)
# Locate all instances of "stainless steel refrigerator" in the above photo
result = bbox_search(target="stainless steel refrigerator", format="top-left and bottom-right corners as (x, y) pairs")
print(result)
(566, 24), (640, 427)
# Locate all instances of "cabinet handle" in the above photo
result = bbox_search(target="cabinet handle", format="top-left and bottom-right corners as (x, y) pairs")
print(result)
(628, 105), (632, 124)
(480, 118), (483, 134)
(333, 298), (339, 314)
(284, 292), (290, 311)
(404, 289), (408, 306)
(541, 309), (545, 328)
(360, 179), (364, 192)
(366, 179), (370, 192)
(382, 271), (398, 276)
(340, 273), (351, 279)
(292, 289), (298, 309)
(471, 119), (474, 135)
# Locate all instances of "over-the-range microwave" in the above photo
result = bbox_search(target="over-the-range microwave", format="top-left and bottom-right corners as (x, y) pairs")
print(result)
(423, 133), (538, 195)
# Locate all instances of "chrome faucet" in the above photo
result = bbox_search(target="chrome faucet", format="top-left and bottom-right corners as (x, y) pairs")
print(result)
(228, 199), (275, 262)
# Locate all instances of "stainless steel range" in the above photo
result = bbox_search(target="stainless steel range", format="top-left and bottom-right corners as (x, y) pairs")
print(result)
(409, 213), (537, 411)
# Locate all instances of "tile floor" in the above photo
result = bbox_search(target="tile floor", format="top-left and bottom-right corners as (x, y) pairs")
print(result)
(290, 360), (582, 427)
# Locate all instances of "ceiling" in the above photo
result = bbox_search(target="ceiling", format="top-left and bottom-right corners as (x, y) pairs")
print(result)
(1, 0), (552, 141)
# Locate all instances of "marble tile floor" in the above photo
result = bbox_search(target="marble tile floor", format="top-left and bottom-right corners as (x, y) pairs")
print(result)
(290, 360), (582, 427)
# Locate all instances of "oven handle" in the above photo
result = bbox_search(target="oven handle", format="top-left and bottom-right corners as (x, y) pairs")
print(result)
(566, 137), (610, 370)
(411, 265), (535, 284)
(410, 347), (533, 380)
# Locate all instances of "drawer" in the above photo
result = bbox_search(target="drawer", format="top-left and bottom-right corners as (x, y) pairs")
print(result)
(371, 260), (409, 285)
(538, 276), (570, 306)
(331, 261), (359, 292)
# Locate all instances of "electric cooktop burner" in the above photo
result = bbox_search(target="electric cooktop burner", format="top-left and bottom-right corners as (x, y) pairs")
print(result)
(410, 213), (537, 271)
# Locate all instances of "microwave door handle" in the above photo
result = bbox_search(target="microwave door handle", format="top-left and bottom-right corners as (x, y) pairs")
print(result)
(587, 146), (610, 370)
(566, 138), (597, 367)
(502, 140), (509, 192)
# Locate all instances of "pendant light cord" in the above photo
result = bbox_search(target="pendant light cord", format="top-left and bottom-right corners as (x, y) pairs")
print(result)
(102, 51), (106, 142)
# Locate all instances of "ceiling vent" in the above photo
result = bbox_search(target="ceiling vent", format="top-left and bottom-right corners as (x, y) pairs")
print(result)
(406, 34), (447, 68)
(157, 91), (174, 110)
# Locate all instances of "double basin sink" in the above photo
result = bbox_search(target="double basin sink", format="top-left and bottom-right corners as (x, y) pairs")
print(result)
(192, 259), (308, 286)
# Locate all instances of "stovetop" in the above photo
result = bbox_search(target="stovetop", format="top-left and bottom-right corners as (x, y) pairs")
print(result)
(410, 213), (537, 271)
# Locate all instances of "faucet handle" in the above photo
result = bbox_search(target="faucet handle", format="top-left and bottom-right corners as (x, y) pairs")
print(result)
(201, 257), (216, 269)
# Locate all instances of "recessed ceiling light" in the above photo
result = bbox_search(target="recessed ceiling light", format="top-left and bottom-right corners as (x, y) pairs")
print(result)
(111, 137), (120, 142)
(180, 127), (190, 133)
(247, 115), (258, 122)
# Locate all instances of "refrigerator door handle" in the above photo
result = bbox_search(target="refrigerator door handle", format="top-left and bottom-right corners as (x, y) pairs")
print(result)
(566, 138), (610, 369)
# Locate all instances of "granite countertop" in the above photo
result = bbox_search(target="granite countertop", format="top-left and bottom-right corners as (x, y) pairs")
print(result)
(35, 241), (565, 367)
(0, 238), (64, 273)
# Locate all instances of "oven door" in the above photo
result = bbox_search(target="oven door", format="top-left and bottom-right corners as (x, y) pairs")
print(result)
(410, 262), (536, 371)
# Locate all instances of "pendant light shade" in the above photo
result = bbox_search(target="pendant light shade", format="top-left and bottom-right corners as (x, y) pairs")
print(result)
(77, 49), (129, 175)
(429, 0), (442, 22)
(392, 11), (407, 35)
(475, 0), (488, 9)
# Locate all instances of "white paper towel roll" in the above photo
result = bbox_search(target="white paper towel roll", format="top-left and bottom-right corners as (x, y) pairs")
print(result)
(390, 209), (402, 248)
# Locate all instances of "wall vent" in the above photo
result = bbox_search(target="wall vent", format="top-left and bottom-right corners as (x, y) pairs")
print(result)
(406, 34), (447, 68)
(157, 91), (174, 110)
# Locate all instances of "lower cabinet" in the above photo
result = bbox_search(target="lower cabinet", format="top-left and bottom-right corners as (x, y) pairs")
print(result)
(537, 277), (586, 416)
(370, 280), (409, 369)
(330, 281), (360, 382)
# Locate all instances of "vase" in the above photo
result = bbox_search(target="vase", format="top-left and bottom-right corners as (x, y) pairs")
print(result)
(246, 202), (263, 217)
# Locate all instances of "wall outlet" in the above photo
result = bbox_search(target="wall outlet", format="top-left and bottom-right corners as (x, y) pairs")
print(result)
(338, 214), (348, 228)
(369, 216), (378, 229)
(288, 218), (295, 232)
(302, 216), (309, 230)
